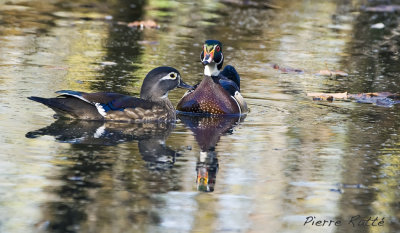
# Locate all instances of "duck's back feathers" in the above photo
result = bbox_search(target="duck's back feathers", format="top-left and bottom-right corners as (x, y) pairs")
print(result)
(57, 90), (126, 104)
(219, 65), (240, 90)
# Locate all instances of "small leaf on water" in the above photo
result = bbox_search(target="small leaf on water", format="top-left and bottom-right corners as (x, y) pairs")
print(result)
(127, 20), (159, 29)
(307, 92), (348, 101)
(271, 64), (304, 74)
(307, 92), (400, 107)
(270, 63), (348, 77)
(316, 70), (348, 77)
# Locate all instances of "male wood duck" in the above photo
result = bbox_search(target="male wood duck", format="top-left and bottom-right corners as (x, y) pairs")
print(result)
(28, 66), (193, 123)
(176, 40), (248, 115)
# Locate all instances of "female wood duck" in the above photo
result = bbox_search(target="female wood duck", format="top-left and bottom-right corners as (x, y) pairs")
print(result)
(176, 40), (248, 115)
(28, 66), (193, 123)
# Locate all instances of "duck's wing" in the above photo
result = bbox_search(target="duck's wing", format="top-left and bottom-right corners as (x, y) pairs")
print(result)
(220, 65), (240, 90)
(28, 91), (155, 120)
(218, 78), (240, 96)
(57, 90), (156, 110)
(56, 90), (126, 104)
(218, 68), (248, 114)
(57, 91), (166, 122)
(99, 95), (154, 110)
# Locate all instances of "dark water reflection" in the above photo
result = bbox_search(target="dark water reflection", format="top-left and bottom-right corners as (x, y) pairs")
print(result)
(179, 115), (244, 192)
(26, 120), (182, 232)
(1, 0), (400, 232)
(26, 115), (241, 231)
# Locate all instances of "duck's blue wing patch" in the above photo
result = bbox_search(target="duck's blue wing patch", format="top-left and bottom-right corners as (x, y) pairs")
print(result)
(98, 96), (155, 113)
(99, 100), (125, 112)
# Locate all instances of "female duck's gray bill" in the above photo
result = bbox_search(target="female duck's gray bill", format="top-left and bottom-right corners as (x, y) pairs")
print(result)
(179, 80), (194, 90)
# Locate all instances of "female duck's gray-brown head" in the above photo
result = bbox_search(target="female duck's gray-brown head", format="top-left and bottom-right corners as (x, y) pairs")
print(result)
(140, 66), (192, 102)
(200, 40), (224, 77)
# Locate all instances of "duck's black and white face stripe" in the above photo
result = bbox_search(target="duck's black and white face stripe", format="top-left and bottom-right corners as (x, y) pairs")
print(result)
(200, 40), (224, 77)
(204, 54), (223, 77)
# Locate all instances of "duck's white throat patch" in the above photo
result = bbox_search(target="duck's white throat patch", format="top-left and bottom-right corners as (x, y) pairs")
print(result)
(204, 64), (220, 76)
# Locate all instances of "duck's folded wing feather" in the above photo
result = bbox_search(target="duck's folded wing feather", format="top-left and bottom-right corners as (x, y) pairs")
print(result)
(56, 90), (127, 104)
(30, 91), (167, 121)
(110, 96), (154, 109)
(219, 79), (239, 96)
(220, 65), (240, 89)
(96, 96), (154, 112)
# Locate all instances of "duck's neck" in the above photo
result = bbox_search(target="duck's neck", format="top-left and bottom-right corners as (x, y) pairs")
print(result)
(143, 91), (176, 119)
(204, 63), (220, 77)
(155, 97), (176, 119)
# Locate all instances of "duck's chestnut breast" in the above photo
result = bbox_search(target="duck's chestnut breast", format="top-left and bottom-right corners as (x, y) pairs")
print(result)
(176, 76), (240, 115)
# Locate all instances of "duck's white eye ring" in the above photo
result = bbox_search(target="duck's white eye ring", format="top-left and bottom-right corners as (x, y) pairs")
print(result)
(160, 72), (178, 81)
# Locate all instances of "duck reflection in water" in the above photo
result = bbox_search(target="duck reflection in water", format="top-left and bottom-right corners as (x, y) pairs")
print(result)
(179, 114), (245, 192)
(26, 119), (179, 169)
(26, 119), (183, 231)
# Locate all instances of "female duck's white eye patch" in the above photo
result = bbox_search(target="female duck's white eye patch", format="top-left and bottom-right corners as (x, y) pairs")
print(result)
(160, 72), (178, 81)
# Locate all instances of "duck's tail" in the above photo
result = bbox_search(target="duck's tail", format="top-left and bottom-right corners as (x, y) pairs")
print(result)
(28, 96), (103, 120)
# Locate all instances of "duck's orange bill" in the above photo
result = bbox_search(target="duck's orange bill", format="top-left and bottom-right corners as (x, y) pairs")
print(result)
(203, 46), (215, 64)
(197, 171), (209, 184)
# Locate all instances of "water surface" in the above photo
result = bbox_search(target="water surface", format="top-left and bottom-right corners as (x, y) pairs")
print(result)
(0, 0), (400, 232)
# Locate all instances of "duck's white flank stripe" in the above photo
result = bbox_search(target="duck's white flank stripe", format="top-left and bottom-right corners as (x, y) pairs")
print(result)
(231, 91), (241, 115)
(95, 103), (107, 117)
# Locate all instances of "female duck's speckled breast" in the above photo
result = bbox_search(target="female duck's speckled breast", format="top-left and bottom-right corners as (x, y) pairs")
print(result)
(176, 76), (240, 115)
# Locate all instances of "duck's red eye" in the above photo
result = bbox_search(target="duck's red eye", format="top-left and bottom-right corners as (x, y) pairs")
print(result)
(215, 46), (220, 52)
